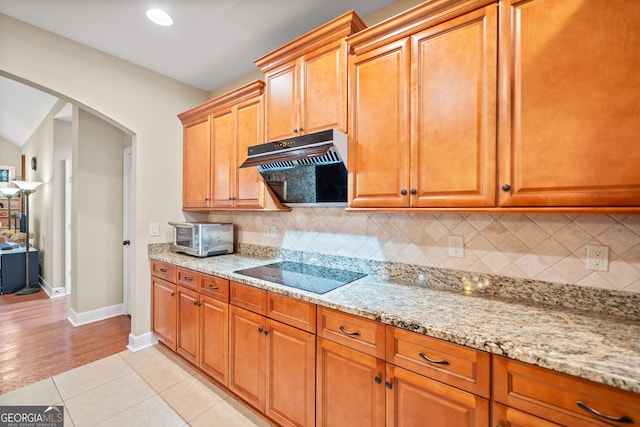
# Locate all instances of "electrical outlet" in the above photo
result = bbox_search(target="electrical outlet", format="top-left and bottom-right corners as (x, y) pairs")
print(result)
(448, 236), (464, 258)
(586, 245), (609, 271)
(149, 222), (159, 237)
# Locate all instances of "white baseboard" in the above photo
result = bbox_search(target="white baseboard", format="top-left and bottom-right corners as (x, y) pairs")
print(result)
(67, 303), (125, 326)
(127, 332), (158, 352)
(39, 277), (66, 298)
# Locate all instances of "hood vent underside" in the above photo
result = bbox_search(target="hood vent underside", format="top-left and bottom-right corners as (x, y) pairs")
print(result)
(255, 144), (342, 172)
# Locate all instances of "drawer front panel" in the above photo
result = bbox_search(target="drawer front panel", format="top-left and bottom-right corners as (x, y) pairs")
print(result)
(386, 326), (490, 397)
(493, 356), (640, 426)
(230, 282), (267, 315)
(317, 307), (385, 358)
(176, 267), (200, 291)
(200, 275), (230, 302)
(267, 292), (317, 333)
(151, 260), (176, 282)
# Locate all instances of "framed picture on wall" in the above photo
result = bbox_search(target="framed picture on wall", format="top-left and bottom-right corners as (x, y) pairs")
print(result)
(0, 165), (15, 188)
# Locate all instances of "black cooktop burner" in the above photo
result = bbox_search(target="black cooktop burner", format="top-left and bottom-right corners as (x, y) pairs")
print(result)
(234, 261), (366, 294)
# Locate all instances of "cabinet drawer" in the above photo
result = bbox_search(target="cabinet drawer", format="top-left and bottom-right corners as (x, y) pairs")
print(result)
(266, 292), (316, 333)
(493, 356), (640, 426)
(230, 281), (266, 315)
(491, 403), (600, 427)
(150, 260), (176, 282)
(317, 307), (385, 358)
(386, 326), (490, 398)
(200, 274), (229, 302)
(176, 267), (200, 291)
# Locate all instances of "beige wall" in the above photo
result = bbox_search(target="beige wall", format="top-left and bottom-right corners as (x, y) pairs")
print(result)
(71, 108), (125, 312)
(0, 13), (209, 335)
(21, 99), (67, 290)
(0, 137), (22, 177)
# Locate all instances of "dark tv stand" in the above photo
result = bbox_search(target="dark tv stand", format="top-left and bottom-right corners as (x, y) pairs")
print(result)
(0, 250), (39, 294)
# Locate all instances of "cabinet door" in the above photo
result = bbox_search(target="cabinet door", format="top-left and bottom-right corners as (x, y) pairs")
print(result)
(265, 319), (316, 427)
(498, 0), (640, 207)
(200, 294), (229, 386)
(349, 38), (411, 208)
(265, 62), (299, 142)
(386, 364), (489, 427)
(411, 5), (497, 207)
(182, 116), (211, 208)
(229, 305), (266, 411)
(234, 96), (265, 209)
(176, 286), (200, 366)
(152, 277), (176, 351)
(316, 337), (385, 427)
(211, 108), (235, 208)
(492, 403), (590, 427)
(301, 40), (347, 135)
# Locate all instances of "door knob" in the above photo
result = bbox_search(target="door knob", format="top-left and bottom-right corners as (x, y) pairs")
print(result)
(122, 240), (131, 246)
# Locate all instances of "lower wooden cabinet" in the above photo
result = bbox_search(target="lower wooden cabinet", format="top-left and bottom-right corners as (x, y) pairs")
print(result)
(200, 295), (229, 386)
(316, 336), (386, 427)
(151, 276), (177, 351)
(387, 364), (489, 427)
(176, 285), (200, 365)
(229, 283), (316, 427)
(493, 356), (640, 426)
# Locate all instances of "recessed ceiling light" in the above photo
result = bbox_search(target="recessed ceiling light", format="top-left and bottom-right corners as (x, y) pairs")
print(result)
(146, 8), (173, 27)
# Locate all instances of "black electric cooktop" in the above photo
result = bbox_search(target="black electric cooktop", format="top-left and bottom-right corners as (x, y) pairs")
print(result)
(234, 261), (366, 294)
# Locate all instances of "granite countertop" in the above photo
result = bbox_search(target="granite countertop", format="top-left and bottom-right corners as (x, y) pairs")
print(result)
(149, 249), (640, 395)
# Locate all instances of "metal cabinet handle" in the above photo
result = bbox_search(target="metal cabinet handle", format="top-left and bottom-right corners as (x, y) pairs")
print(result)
(501, 184), (511, 192)
(170, 292), (175, 296)
(339, 325), (361, 337)
(385, 380), (393, 389)
(258, 327), (263, 333)
(159, 268), (167, 273)
(264, 329), (269, 336)
(410, 188), (417, 195)
(208, 285), (219, 291)
(418, 352), (450, 365)
(293, 128), (298, 133)
(374, 376), (382, 384)
(400, 189), (407, 196)
(184, 276), (193, 281)
(299, 127), (304, 132)
(576, 401), (633, 424)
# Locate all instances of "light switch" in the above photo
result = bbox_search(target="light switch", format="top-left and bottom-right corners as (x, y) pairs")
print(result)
(149, 222), (159, 237)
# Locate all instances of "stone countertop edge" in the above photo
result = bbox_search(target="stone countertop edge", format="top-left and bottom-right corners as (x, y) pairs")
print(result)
(148, 248), (640, 395)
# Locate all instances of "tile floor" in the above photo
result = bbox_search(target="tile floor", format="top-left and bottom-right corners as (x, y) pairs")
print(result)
(0, 345), (272, 427)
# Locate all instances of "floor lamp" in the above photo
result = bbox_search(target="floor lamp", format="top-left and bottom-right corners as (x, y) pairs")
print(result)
(12, 180), (43, 295)
(0, 187), (21, 230)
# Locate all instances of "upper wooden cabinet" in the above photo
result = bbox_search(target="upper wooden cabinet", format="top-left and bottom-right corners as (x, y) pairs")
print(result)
(348, 1), (498, 208)
(498, 0), (640, 207)
(255, 11), (366, 142)
(178, 81), (289, 211)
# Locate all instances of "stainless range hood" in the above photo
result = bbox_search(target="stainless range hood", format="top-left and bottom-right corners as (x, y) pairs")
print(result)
(240, 129), (348, 205)
(239, 129), (348, 172)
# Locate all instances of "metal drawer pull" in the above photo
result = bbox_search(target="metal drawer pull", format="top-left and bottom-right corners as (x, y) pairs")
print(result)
(576, 401), (633, 424)
(339, 325), (361, 337)
(418, 352), (450, 365)
(208, 285), (219, 290)
(159, 268), (167, 273)
(184, 276), (193, 281)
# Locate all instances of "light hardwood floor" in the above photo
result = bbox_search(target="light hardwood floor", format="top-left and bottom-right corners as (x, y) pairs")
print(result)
(0, 290), (130, 395)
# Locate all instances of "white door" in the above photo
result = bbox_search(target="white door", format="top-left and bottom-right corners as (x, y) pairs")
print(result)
(123, 147), (132, 314)
(64, 159), (72, 296)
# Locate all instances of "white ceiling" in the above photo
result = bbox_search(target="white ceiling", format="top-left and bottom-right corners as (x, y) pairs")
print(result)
(0, 0), (398, 147)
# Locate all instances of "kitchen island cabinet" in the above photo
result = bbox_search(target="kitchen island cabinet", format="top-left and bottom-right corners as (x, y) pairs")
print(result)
(348, 2), (497, 209)
(497, 0), (640, 207)
(255, 11), (365, 142)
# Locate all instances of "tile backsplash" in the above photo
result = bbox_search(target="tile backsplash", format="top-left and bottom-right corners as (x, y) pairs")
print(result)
(206, 209), (640, 294)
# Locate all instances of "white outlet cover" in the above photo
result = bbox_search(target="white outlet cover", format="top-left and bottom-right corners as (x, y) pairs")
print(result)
(448, 236), (464, 258)
(586, 245), (609, 271)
